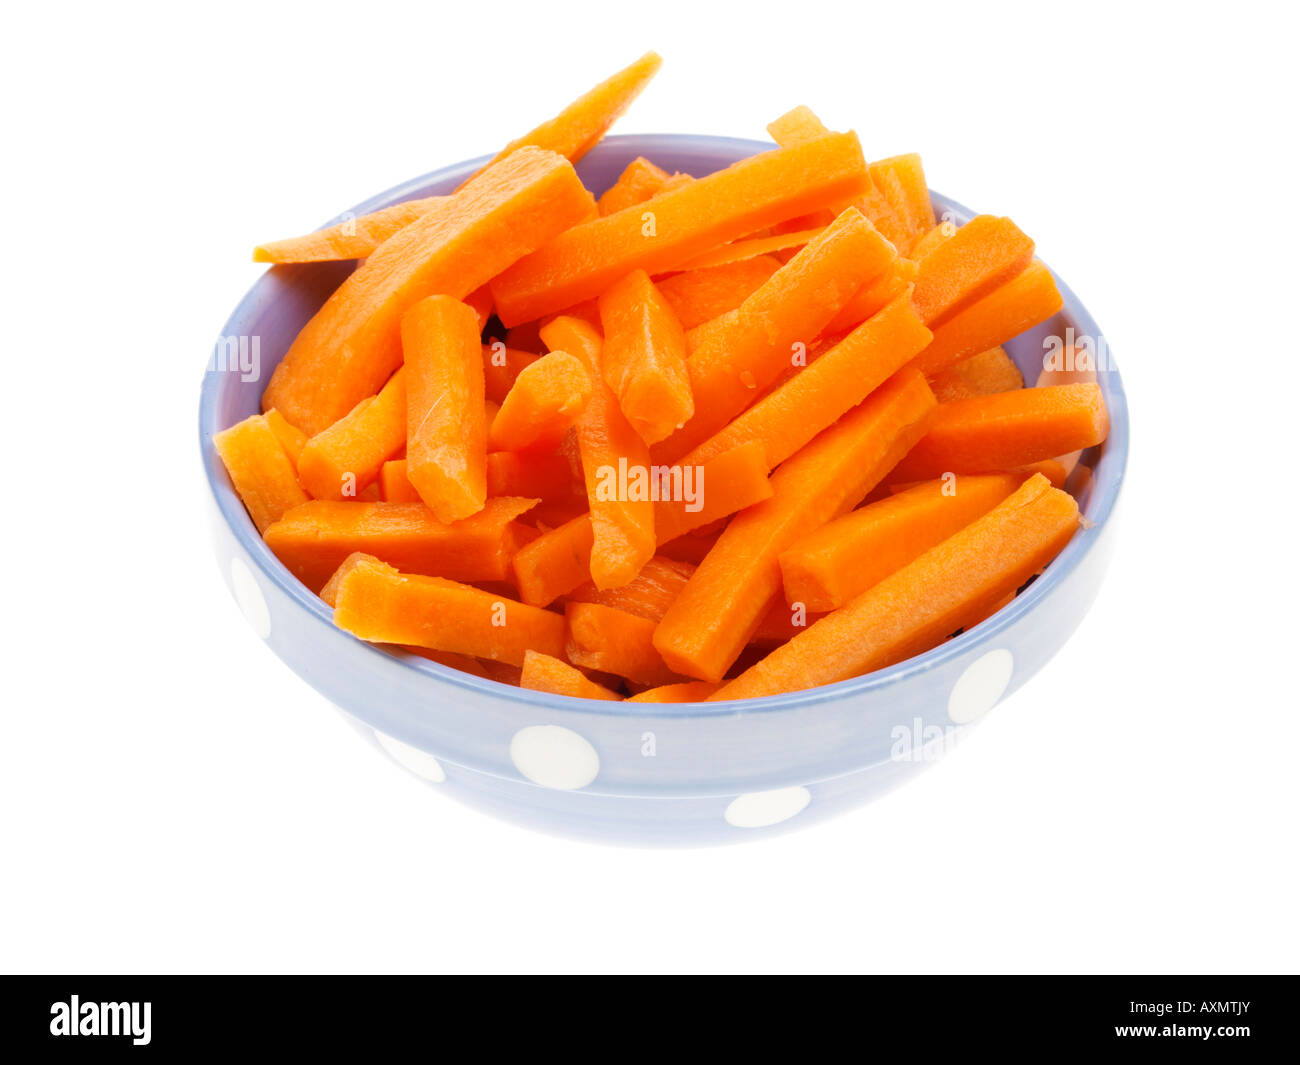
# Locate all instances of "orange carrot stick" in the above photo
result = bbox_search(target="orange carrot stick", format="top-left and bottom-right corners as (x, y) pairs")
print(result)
(264, 408), (308, 470)
(674, 226), (826, 271)
(510, 442), (772, 606)
(889, 383), (1109, 483)
(825, 255), (918, 334)
(713, 474), (1080, 699)
(490, 133), (872, 325)
(319, 550), (377, 607)
(482, 343), (542, 405)
(748, 599), (826, 648)
(910, 262), (1064, 377)
(929, 346), (1023, 402)
(652, 369), (938, 682)
(656, 256), (782, 330)
(597, 156), (671, 216)
(297, 368), (407, 500)
(654, 207), (897, 463)
(912, 215), (1036, 326)
(678, 292), (932, 471)
(538, 315), (655, 589)
(401, 296), (488, 523)
(486, 449), (582, 502)
(868, 154), (935, 248)
(262, 146), (593, 435)
(487, 350), (593, 453)
(379, 459), (421, 503)
(566, 602), (684, 687)
(263, 496), (537, 592)
(765, 105), (831, 146)
(909, 222), (955, 261)
(213, 413), (310, 533)
(469, 52), (663, 179)
(596, 270), (694, 444)
(626, 680), (720, 703)
(520, 650), (622, 701)
(332, 556), (565, 666)
(568, 555), (695, 621)
(779, 472), (1026, 612)
(252, 196), (447, 264)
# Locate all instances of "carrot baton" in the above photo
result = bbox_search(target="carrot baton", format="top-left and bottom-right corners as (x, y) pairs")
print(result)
(520, 650), (622, 701)
(888, 383), (1109, 483)
(929, 346), (1023, 402)
(911, 215), (1035, 326)
(379, 460), (421, 503)
(909, 261), (1064, 378)
(598, 156), (672, 216)
(568, 555), (696, 622)
(401, 296), (489, 523)
(466, 52), (664, 182)
(263, 496), (538, 592)
(264, 408), (308, 470)
(487, 350), (593, 453)
(332, 557), (566, 666)
(713, 474), (1081, 700)
(654, 207), (897, 463)
(213, 413), (310, 533)
(779, 472), (1028, 612)
(651, 440), (772, 543)
(297, 368), (407, 500)
(262, 146), (593, 435)
(674, 226), (827, 271)
(825, 255), (918, 334)
(565, 602), (686, 687)
(490, 132), (873, 325)
(597, 269), (694, 444)
(653, 369), (938, 683)
(253, 196), (448, 264)
(656, 256), (782, 330)
(677, 292), (933, 472)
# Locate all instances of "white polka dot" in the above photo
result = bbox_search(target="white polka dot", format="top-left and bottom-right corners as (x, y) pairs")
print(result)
(725, 786), (811, 829)
(509, 725), (599, 790)
(229, 556), (270, 639)
(948, 648), (1014, 724)
(374, 729), (446, 783)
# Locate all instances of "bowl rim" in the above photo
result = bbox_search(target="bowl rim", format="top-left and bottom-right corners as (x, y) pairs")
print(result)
(199, 132), (1129, 721)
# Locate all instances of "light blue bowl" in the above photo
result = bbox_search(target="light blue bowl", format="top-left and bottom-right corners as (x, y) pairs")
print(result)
(199, 134), (1128, 846)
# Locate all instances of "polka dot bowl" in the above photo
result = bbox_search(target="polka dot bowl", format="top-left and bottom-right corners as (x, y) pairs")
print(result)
(199, 134), (1128, 846)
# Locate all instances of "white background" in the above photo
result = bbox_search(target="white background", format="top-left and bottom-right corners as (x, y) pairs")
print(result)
(3, 1), (1297, 974)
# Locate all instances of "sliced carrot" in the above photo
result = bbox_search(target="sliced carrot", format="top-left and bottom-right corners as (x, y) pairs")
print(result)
(909, 222), (955, 261)
(868, 154), (935, 248)
(597, 156), (671, 216)
(748, 599), (827, 648)
(825, 255), (918, 334)
(657, 530), (720, 565)
(264, 408), (308, 469)
(262, 146), (593, 435)
(652, 440), (773, 543)
(402, 296), (487, 523)
(674, 226), (826, 271)
(779, 472), (1026, 612)
(678, 292), (932, 471)
(482, 343), (542, 405)
(656, 256), (782, 330)
(511, 512), (595, 607)
(626, 680), (720, 703)
(263, 497), (537, 592)
(652, 369), (938, 682)
(765, 105), (831, 146)
(319, 550), (378, 607)
(911, 215), (1036, 326)
(929, 346), (1023, 402)
(713, 475), (1080, 699)
(887, 459), (1069, 494)
(486, 449), (582, 501)
(333, 556), (565, 666)
(297, 368), (406, 500)
(487, 350), (593, 453)
(566, 602), (683, 687)
(569, 555), (695, 621)
(379, 459), (422, 503)
(490, 132), (872, 325)
(470, 52), (663, 178)
(510, 442), (771, 607)
(889, 383), (1109, 482)
(252, 196), (447, 264)
(520, 649), (622, 701)
(213, 413), (310, 533)
(538, 315), (655, 589)
(597, 270), (694, 444)
(654, 207), (897, 463)
(911, 261), (1064, 377)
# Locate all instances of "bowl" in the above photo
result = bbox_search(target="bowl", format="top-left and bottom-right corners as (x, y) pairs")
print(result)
(198, 134), (1128, 846)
